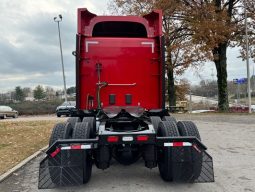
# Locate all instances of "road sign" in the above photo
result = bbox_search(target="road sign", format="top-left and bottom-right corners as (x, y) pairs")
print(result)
(233, 78), (247, 84)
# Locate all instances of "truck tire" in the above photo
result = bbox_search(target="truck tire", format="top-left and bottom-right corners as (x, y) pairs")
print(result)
(82, 117), (96, 138)
(49, 122), (72, 146)
(157, 121), (179, 181)
(177, 121), (201, 141)
(67, 117), (81, 129)
(162, 116), (177, 123)
(48, 122), (72, 185)
(176, 121), (202, 181)
(72, 122), (92, 184)
(95, 145), (111, 170)
(150, 116), (162, 132)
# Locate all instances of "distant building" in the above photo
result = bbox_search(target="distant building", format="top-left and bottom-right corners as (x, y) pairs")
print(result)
(25, 97), (35, 101)
(25, 91), (35, 101)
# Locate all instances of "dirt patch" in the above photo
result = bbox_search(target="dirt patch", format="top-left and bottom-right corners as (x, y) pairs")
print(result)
(0, 120), (62, 175)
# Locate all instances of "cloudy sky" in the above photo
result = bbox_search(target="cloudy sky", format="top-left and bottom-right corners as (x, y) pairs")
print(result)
(181, 48), (255, 85)
(0, 0), (108, 92)
(0, 0), (254, 92)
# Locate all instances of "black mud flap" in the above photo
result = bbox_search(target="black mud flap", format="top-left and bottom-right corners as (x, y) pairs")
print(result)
(171, 146), (214, 182)
(38, 150), (84, 189)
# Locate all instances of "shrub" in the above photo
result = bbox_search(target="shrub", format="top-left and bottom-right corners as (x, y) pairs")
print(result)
(7, 100), (63, 115)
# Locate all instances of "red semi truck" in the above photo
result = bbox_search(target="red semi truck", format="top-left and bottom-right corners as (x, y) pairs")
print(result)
(38, 9), (214, 188)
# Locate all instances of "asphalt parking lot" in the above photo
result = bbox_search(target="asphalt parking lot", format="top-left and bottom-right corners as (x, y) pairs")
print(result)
(0, 114), (255, 192)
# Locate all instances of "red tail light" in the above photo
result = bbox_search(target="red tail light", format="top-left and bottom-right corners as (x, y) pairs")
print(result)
(107, 136), (119, 143)
(137, 135), (149, 141)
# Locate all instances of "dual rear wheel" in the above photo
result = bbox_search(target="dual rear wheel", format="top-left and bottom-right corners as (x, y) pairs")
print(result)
(48, 117), (96, 185)
(151, 116), (202, 182)
(71, 121), (93, 183)
(157, 121), (179, 181)
(48, 115), (202, 184)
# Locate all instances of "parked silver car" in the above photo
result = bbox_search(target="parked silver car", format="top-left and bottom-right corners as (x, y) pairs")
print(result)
(0, 105), (18, 119)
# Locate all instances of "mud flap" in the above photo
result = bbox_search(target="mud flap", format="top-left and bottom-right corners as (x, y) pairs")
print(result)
(38, 150), (84, 189)
(171, 146), (214, 182)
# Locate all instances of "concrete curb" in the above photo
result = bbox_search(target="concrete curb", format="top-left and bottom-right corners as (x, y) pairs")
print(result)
(0, 145), (48, 183)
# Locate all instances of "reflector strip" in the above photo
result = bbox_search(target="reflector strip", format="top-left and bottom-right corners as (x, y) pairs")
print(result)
(50, 147), (61, 158)
(60, 146), (72, 150)
(141, 42), (155, 53)
(164, 142), (192, 147)
(85, 40), (99, 52)
(61, 145), (92, 150)
(71, 145), (81, 150)
(192, 144), (202, 153)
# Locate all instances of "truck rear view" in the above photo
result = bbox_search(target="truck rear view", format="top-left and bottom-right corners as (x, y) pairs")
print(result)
(38, 8), (214, 189)
(76, 8), (164, 110)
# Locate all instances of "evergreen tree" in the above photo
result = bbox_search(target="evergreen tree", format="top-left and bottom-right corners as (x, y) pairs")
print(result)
(14, 86), (25, 101)
(33, 85), (46, 100)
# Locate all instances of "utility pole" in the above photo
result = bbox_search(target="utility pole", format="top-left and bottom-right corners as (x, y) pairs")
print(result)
(252, 65), (255, 92)
(244, 0), (251, 113)
(189, 89), (192, 113)
(211, 68), (215, 81)
(237, 83), (240, 104)
(54, 15), (67, 103)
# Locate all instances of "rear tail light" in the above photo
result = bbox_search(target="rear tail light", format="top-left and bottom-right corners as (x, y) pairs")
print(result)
(107, 136), (119, 143)
(137, 135), (149, 141)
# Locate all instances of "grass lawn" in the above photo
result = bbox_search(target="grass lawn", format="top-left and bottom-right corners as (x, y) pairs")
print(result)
(0, 120), (60, 175)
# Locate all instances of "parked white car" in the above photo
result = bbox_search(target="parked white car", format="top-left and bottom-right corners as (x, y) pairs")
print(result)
(251, 105), (255, 112)
(0, 105), (18, 119)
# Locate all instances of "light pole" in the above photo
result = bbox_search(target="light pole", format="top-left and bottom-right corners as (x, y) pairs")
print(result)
(54, 14), (67, 103)
(189, 89), (192, 113)
(244, 0), (251, 113)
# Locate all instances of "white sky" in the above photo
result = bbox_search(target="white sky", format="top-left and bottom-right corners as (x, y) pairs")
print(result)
(0, 0), (254, 92)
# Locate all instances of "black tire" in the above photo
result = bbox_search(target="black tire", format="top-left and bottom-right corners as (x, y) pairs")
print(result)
(48, 122), (72, 185)
(150, 116), (162, 132)
(72, 122), (92, 184)
(67, 117), (81, 129)
(176, 121), (202, 181)
(57, 113), (61, 117)
(162, 116), (177, 124)
(49, 122), (72, 146)
(157, 121), (179, 181)
(177, 121), (201, 141)
(82, 117), (96, 138)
